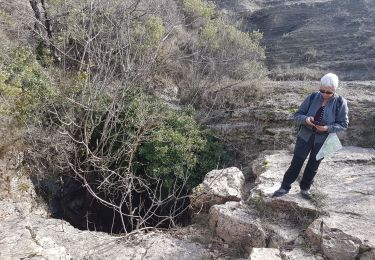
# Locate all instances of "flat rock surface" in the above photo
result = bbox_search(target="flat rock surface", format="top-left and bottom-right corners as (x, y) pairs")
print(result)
(250, 146), (375, 257)
(281, 248), (324, 260)
(0, 201), (210, 260)
(248, 247), (281, 260)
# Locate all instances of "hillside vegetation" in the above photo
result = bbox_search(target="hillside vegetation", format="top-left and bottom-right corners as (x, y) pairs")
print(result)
(0, 0), (265, 233)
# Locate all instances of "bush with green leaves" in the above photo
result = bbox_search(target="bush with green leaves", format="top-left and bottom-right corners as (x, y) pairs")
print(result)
(137, 104), (231, 192)
(199, 18), (266, 80)
(183, 0), (215, 20)
(89, 88), (231, 194)
(0, 47), (53, 122)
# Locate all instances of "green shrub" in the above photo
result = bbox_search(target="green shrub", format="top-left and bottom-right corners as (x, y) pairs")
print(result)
(132, 16), (165, 54)
(138, 105), (231, 191)
(0, 47), (53, 122)
(14, 0), (245, 231)
(199, 18), (265, 80)
(87, 89), (232, 196)
(180, 0), (266, 93)
(183, 0), (215, 19)
(36, 41), (54, 67)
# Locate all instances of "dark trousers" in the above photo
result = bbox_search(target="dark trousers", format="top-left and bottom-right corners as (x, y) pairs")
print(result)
(281, 134), (324, 191)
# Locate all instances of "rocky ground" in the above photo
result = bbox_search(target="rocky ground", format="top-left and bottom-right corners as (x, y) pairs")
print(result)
(193, 147), (375, 260)
(2, 142), (374, 259)
(251, 147), (375, 259)
(1, 0), (374, 258)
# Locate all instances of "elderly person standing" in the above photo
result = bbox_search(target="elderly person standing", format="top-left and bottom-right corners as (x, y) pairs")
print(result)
(273, 73), (349, 199)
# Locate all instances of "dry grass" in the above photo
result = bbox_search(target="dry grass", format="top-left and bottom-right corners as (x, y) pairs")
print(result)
(269, 67), (323, 81)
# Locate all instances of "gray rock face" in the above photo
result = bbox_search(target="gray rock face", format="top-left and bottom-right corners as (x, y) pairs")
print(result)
(191, 167), (245, 212)
(281, 248), (324, 260)
(359, 250), (375, 260)
(305, 215), (362, 260)
(250, 146), (375, 260)
(265, 222), (300, 248)
(248, 247), (281, 260)
(209, 201), (266, 249)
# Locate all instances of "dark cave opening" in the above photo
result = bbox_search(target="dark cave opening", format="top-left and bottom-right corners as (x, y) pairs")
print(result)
(33, 176), (192, 234)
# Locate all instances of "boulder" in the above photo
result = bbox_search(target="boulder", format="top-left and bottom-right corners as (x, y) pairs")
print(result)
(359, 250), (375, 260)
(248, 248), (281, 260)
(191, 167), (245, 212)
(305, 215), (362, 260)
(208, 201), (266, 249)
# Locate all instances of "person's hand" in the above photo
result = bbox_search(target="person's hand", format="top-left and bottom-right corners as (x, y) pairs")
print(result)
(315, 125), (328, 133)
(305, 116), (315, 126)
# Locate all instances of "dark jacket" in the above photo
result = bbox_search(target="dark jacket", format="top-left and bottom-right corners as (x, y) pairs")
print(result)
(294, 91), (349, 143)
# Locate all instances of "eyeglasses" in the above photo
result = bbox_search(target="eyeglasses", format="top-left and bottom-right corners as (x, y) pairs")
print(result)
(319, 89), (334, 95)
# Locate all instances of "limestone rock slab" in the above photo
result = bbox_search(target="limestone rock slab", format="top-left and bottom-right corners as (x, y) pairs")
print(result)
(359, 250), (375, 260)
(0, 212), (210, 260)
(266, 222), (300, 248)
(250, 151), (317, 215)
(191, 167), (245, 212)
(209, 201), (266, 248)
(306, 214), (367, 260)
(248, 248), (281, 260)
(281, 248), (324, 260)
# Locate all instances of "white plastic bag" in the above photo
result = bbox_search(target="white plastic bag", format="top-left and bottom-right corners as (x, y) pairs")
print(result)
(316, 133), (343, 160)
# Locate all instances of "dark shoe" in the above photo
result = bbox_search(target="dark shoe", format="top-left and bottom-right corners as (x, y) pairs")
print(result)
(272, 188), (289, 198)
(300, 189), (312, 200)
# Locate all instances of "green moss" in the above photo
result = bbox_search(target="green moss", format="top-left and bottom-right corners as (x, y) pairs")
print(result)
(266, 111), (273, 119)
(18, 182), (31, 193)
(263, 159), (269, 167)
